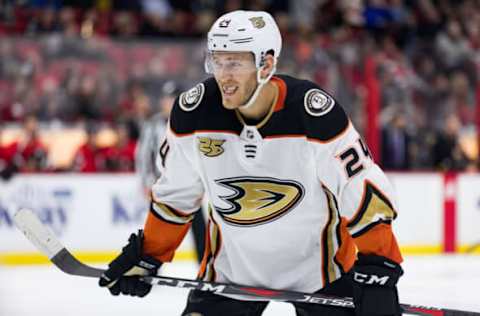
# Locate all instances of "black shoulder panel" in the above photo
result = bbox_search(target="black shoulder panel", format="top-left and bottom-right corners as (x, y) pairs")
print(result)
(262, 75), (349, 141)
(282, 76), (349, 142)
(258, 75), (306, 137)
(169, 75), (348, 140)
(169, 77), (243, 135)
(304, 96), (349, 142)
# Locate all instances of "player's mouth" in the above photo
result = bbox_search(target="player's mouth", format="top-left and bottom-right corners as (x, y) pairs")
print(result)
(222, 84), (238, 96)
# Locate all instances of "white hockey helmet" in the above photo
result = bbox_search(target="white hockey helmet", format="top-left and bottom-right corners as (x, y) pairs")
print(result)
(206, 10), (282, 108)
(206, 10), (282, 69)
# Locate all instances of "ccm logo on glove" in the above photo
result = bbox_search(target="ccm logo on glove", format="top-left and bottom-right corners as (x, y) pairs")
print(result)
(353, 272), (389, 285)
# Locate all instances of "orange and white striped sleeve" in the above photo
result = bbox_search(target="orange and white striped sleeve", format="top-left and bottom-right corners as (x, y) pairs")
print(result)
(143, 122), (204, 262)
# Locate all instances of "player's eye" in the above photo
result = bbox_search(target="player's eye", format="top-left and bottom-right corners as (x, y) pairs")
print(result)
(227, 61), (243, 70)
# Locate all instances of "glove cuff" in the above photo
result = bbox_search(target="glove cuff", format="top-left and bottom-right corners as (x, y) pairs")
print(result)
(356, 254), (403, 276)
(138, 255), (162, 275)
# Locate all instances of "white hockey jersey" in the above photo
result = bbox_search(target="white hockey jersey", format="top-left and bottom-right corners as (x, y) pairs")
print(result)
(143, 75), (403, 295)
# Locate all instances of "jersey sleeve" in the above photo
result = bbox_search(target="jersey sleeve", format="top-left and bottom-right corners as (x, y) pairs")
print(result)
(143, 118), (204, 262)
(304, 87), (402, 264)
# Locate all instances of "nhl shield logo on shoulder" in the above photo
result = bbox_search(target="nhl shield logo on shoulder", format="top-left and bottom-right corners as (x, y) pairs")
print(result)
(304, 88), (335, 117)
(179, 83), (205, 112)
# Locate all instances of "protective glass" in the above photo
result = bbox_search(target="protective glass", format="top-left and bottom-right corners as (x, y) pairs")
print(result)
(205, 51), (257, 75)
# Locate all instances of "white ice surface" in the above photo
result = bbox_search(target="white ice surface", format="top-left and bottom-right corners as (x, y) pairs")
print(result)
(1, 255), (479, 315)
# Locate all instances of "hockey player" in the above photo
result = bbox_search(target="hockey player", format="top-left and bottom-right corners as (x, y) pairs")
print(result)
(99, 10), (404, 316)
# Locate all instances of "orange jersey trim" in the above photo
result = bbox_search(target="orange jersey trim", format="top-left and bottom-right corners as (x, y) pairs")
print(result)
(197, 219), (212, 279)
(354, 223), (403, 264)
(197, 209), (223, 282)
(334, 217), (357, 273)
(143, 211), (191, 262)
(264, 134), (306, 140)
(271, 76), (287, 112)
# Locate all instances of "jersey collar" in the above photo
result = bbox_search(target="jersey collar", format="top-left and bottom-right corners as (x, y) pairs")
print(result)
(235, 76), (287, 129)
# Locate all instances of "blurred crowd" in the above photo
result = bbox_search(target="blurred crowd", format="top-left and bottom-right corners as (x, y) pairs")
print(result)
(0, 115), (139, 177)
(0, 0), (480, 178)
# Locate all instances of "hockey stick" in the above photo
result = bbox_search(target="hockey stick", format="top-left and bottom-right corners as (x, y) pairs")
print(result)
(13, 208), (480, 316)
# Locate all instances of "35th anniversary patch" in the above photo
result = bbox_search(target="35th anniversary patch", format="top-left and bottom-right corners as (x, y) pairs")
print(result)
(179, 83), (205, 111)
(304, 88), (335, 117)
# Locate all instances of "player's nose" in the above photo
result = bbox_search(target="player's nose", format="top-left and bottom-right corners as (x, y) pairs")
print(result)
(217, 66), (234, 80)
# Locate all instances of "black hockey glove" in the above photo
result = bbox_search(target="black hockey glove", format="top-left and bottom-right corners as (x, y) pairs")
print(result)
(98, 230), (161, 297)
(351, 253), (403, 316)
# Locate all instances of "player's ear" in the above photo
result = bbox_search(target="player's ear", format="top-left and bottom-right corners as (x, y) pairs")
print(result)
(260, 54), (275, 80)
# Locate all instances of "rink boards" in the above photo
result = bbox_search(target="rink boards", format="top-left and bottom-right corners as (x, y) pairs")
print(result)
(1, 173), (480, 265)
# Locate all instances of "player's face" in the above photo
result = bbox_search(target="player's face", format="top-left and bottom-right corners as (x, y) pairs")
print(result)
(210, 52), (258, 109)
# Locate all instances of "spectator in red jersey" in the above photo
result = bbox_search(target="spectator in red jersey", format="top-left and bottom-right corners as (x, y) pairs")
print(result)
(17, 116), (49, 172)
(0, 125), (20, 180)
(71, 123), (104, 172)
(103, 122), (137, 172)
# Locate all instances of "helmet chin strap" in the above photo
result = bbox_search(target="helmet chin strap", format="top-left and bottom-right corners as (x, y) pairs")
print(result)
(239, 64), (276, 109)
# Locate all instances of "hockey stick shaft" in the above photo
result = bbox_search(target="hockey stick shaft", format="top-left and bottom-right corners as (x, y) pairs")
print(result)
(13, 208), (480, 316)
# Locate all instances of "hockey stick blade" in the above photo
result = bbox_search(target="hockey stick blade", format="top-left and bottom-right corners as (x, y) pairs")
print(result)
(13, 208), (480, 316)
(13, 208), (105, 277)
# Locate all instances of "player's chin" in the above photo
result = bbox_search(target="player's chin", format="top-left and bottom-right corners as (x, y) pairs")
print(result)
(221, 97), (242, 109)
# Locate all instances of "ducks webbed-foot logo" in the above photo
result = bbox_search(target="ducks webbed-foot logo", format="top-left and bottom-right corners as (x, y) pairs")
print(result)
(214, 177), (305, 226)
